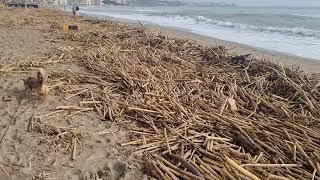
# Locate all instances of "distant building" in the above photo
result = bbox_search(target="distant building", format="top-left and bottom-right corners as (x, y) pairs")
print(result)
(7, 0), (102, 6)
(51, 0), (66, 6)
(6, 0), (45, 4)
(90, 0), (101, 5)
(103, 0), (127, 5)
(65, 0), (101, 6)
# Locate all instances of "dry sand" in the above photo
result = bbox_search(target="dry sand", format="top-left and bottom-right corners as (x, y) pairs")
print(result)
(0, 8), (146, 180)
(0, 7), (319, 180)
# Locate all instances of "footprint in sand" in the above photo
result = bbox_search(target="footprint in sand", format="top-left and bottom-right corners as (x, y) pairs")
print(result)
(96, 164), (111, 179)
(112, 161), (127, 180)
(80, 161), (127, 180)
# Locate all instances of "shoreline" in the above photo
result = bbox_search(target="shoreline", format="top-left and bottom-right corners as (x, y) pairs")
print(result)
(81, 12), (320, 73)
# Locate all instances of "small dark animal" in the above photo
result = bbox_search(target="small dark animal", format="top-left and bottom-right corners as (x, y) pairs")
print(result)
(230, 54), (251, 66)
(23, 77), (41, 95)
(22, 69), (49, 100)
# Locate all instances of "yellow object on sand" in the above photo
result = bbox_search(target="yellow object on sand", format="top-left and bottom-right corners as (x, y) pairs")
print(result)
(0, 4), (5, 8)
(63, 24), (69, 31)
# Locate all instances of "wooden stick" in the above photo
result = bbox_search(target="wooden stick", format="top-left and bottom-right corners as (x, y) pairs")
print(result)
(241, 164), (302, 168)
(41, 110), (65, 117)
(225, 157), (260, 180)
(170, 154), (203, 178)
(222, 167), (237, 180)
(150, 160), (169, 180)
(157, 161), (180, 180)
(190, 161), (206, 175)
(128, 107), (159, 114)
(219, 98), (228, 115)
(72, 137), (77, 160)
(129, 130), (155, 136)
(253, 152), (264, 163)
(198, 148), (222, 162)
(268, 174), (291, 180)
(0, 163), (9, 177)
(293, 143), (297, 162)
(206, 136), (231, 142)
(164, 128), (171, 155)
(295, 141), (316, 169)
(316, 162), (320, 178)
(195, 155), (220, 179)
(56, 106), (93, 111)
(96, 129), (111, 135)
(164, 174), (173, 180)
(65, 89), (89, 100)
(255, 139), (277, 154)
(162, 143), (179, 155)
(312, 168), (317, 180)
(121, 139), (144, 146)
(198, 164), (215, 179)
(202, 157), (223, 168)
(79, 100), (102, 104)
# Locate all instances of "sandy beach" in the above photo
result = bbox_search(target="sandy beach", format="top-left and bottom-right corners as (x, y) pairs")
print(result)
(0, 8), (320, 180)
(0, 8), (146, 180)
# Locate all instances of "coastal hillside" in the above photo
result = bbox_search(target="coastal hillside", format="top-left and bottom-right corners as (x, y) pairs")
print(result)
(0, 8), (319, 179)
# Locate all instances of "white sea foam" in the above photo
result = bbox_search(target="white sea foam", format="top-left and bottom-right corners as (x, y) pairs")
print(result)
(206, 20), (320, 38)
(284, 13), (320, 18)
(196, 16), (212, 22)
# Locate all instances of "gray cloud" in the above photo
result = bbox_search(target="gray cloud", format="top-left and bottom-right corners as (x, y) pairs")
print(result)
(181, 0), (320, 7)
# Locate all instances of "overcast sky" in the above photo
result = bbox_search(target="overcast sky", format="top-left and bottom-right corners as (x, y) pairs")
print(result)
(183, 0), (320, 7)
(231, 0), (320, 6)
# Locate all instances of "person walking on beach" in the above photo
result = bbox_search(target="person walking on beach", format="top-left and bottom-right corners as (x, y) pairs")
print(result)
(72, 5), (76, 16)
(72, 5), (80, 16)
(75, 6), (80, 16)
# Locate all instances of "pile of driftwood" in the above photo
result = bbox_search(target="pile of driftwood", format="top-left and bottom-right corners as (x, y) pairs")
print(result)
(6, 9), (320, 179)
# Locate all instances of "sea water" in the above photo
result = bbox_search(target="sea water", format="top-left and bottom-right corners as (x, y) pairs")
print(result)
(79, 3), (320, 60)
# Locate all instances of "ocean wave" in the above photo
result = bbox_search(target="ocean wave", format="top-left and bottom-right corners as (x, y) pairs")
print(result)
(126, 0), (234, 7)
(80, 10), (320, 59)
(82, 10), (320, 39)
(190, 15), (320, 38)
(136, 9), (160, 12)
(283, 13), (320, 18)
(196, 16), (212, 22)
(211, 21), (320, 38)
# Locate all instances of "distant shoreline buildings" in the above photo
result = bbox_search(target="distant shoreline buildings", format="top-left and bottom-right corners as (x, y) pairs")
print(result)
(51, 0), (129, 6)
(3, 0), (235, 8)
